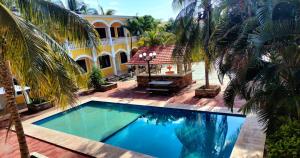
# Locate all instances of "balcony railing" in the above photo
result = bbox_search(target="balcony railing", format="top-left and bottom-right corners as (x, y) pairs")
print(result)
(65, 36), (139, 50)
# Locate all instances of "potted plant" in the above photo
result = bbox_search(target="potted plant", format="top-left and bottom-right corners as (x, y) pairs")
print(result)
(88, 66), (117, 92)
(27, 98), (53, 112)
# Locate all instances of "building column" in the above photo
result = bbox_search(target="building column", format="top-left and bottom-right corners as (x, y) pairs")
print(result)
(124, 29), (131, 59)
(111, 54), (118, 75)
(107, 27), (118, 75)
(177, 63), (184, 74)
(135, 65), (139, 75)
(114, 27), (118, 38)
(92, 47), (98, 67)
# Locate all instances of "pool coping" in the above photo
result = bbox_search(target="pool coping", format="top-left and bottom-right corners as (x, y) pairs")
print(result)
(20, 97), (266, 158)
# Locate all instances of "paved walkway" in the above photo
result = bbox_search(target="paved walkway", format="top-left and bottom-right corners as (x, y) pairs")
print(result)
(0, 129), (90, 158)
(79, 79), (244, 109)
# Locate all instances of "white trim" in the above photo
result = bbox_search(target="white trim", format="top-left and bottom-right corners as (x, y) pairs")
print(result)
(115, 49), (127, 54)
(109, 20), (125, 26)
(74, 55), (93, 61)
(91, 20), (110, 27)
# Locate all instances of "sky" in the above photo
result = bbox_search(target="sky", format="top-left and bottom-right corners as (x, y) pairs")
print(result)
(85, 0), (179, 21)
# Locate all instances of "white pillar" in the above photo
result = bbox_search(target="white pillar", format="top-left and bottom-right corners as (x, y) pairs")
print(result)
(107, 26), (118, 75)
(111, 54), (118, 75)
(92, 47), (98, 67)
(135, 65), (139, 75)
(124, 29), (131, 58)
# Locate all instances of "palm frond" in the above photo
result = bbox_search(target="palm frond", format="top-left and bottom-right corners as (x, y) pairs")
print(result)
(17, 0), (100, 50)
(0, 2), (80, 108)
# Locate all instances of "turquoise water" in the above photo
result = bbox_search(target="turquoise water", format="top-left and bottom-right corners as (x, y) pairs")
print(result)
(34, 101), (245, 158)
(34, 102), (146, 141)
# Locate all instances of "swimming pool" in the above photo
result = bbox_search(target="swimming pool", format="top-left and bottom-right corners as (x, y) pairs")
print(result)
(34, 101), (245, 158)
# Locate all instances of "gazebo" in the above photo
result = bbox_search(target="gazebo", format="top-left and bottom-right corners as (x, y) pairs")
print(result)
(127, 45), (193, 90)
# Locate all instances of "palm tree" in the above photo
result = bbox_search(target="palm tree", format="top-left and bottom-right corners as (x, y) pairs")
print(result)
(138, 29), (175, 47)
(211, 0), (300, 133)
(67, 0), (87, 14)
(0, 0), (100, 157)
(124, 17), (143, 50)
(124, 16), (159, 52)
(172, 0), (221, 89)
(98, 6), (116, 15)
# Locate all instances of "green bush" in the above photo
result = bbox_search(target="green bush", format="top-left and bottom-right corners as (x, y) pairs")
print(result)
(266, 120), (300, 158)
(88, 66), (105, 89)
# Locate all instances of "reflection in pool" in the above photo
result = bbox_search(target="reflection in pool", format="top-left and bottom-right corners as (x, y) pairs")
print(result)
(104, 108), (244, 158)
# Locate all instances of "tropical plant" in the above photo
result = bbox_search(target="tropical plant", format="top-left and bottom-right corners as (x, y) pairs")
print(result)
(124, 15), (159, 37)
(164, 18), (175, 33)
(0, 0), (100, 157)
(67, 0), (87, 14)
(138, 28), (176, 47)
(266, 119), (300, 157)
(100, 7), (116, 15)
(88, 66), (105, 90)
(172, 0), (220, 88)
(211, 0), (300, 133)
(124, 17), (143, 50)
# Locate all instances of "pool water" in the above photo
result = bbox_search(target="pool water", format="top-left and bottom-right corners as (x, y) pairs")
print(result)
(34, 101), (245, 158)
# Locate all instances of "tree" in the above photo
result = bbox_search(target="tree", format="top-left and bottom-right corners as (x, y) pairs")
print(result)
(124, 15), (160, 50)
(211, 0), (300, 133)
(67, 0), (87, 14)
(138, 28), (175, 47)
(172, 0), (222, 88)
(100, 7), (116, 15)
(164, 18), (175, 33)
(88, 66), (105, 90)
(0, 0), (100, 157)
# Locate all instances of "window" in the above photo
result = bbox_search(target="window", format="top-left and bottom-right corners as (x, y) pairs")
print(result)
(76, 59), (87, 72)
(117, 27), (125, 37)
(99, 55), (111, 69)
(96, 28), (106, 39)
(110, 27), (116, 37)
(120, 52), (128, 63)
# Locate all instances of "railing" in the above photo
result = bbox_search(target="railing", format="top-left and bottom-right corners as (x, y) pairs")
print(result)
(65, 36), (138, 50)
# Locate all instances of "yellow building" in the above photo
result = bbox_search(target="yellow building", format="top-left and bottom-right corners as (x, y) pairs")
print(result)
(68, 15), (139, 77)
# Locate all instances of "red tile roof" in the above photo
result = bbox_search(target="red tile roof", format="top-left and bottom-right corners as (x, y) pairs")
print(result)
(127, 45), (175, 65)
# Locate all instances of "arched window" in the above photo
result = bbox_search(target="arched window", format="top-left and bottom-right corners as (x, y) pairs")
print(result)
(99, 55), (111, 69)
(76, 59), (88, 72)
(120, 52), (128, 63)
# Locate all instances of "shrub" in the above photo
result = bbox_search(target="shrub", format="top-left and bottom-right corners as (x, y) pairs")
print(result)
(266, 120), (300, 158)
(88, 67), (105, 89)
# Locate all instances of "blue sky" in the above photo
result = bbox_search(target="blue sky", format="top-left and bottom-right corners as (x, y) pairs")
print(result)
(85, 0), (179, 21)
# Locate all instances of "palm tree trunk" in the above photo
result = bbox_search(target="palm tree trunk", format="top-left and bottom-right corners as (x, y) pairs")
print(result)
(130, 36), (133, 51)
(205, 58), (210, 88)
(0, 47), (30, 158)
(204, 1), (212, 88)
